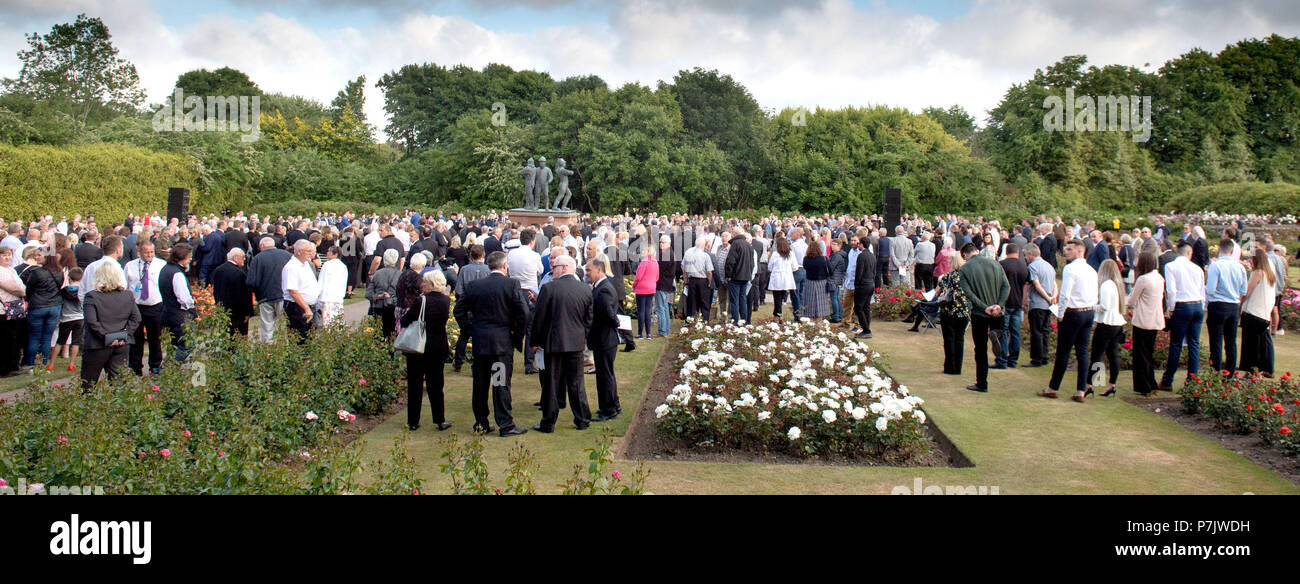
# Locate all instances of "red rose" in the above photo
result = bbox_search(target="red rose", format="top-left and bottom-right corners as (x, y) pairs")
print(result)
(1281, 427), (1292, 435)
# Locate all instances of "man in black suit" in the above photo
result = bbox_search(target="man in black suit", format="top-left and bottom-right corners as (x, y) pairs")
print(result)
(225, 219), (250, 256)
(529, 255), (592, 432)
(724, 229), (755, 325)
(586, 256), (623, 421)
(211, 248), (253, 337)
(453, 251), (529, 437)
(1183, 223), (1210, 269)
(853, 235), (877, 339)
(198, 225), (226, 285)
(75, 230), (103, 269)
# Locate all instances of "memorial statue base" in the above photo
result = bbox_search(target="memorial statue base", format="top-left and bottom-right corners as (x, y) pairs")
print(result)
(507, 209), (579, 228)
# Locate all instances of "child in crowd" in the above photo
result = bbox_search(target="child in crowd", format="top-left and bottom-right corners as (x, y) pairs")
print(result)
(58, 267), (84, 371)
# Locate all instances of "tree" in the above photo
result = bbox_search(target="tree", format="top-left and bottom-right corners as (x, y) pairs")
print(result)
(4, 14), (144, 126)
(669, 68), (773, 208)
(330, 75), (367, 125)
(923, 105), (976, 142)
(174, 67), (260, 98)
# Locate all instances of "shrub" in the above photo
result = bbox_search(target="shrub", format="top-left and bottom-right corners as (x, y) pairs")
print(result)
(1180, 371), (1300, 456)
(655, 318), (928, 459)
(1168, 182), (1300, 216)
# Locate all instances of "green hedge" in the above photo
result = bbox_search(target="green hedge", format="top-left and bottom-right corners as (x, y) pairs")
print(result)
(0, 143), (201, 221)
(1168, 182), (1300, 216)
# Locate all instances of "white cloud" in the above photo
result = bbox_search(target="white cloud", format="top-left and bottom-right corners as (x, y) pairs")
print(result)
(1, 0), (1298, 136)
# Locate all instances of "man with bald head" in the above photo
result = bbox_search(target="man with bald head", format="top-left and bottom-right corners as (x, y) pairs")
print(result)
(212, 248), (253, 338)
(529, 254), (593, 432)
(246, 236), (293, 342)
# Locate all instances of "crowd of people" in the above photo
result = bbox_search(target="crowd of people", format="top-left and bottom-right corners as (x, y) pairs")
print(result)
(0, 208), (1293, 430)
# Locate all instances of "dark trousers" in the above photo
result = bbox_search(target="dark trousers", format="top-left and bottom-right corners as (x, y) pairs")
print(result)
(1238, 313), (1274, 375)
(1027, 308), (1052, 365)
(284, 301), (317, 342)
(541, 350), (590, 428)
(728, 280), (750, 324)
(1162, 302), (1204, 387)
(941, 313), (967, 374)
(969, 313), (1003, 389)
(915, 263), (935, 291)
(374, 306), (396, 338)
(405, 351), (446, 429)
(1089, 323), (1123, 386)
(453, 317), (470, 366)
(81, 345), (128, 387)
(229, 313), (249, 339)
(471, 352), (515, 431)
(636, 294), (654, 337)
(1205, 301), (1239, 376)
(996, 307), (1023, 367)
(772, 290), (790, 318)
(854, 289), (872, 333)
(0, 317), (23, 375)
(750, 268), (767, 306)
(792, 269), (805, 315)
(166, 319), (190, 363)
(685, 277), (712, 321)
(1049, 310), (1094, 393)
(592, 345), (620, 416)
(1132, 327), (1158, 395)
(130, 304), (164, 374)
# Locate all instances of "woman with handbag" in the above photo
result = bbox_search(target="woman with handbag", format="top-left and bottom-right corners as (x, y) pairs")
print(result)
(0, 246), (26, 376)
(397, 270), (452, 432)
(81, 260), (141, 387)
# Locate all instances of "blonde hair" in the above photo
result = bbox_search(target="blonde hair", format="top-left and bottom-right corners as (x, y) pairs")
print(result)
(93, 259), (128, 292)
(949, 253), (966, 272)
(1097, 259), (1127, 314)
(422, 269), (447, 294)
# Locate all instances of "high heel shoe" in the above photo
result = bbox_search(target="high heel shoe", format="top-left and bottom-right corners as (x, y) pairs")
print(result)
(1100, 386), (1116, 397)
(1083, 387), (1095, 398)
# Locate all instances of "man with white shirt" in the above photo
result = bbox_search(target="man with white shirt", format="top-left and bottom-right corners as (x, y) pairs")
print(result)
(507, 229), (544, 374)
(1160, 240), (1206, 391)
(317, 244), (349, 326)
(124, 240), (167, 375)
(1039, 239), (1098, 402)
(282, 239), (322, 342)
(81, 235), (123, 303)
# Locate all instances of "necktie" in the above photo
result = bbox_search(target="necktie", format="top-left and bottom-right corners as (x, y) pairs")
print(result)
(141, 262), (149, 301)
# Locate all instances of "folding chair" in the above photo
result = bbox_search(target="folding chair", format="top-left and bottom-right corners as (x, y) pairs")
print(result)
(916, 300), (941, 334)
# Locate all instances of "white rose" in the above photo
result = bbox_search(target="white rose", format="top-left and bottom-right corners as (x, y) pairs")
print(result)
(852, 407), (867, 420)
(305, 411), (319, 421)
(787, 426), (802, 440)
(757, 411), (772, 421)
(822, 409), (837, 423)
(875, 417), (889, 431)
(655, 404), (670, 418)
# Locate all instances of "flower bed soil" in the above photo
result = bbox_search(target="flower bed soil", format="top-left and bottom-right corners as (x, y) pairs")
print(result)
(619, 336), (972, 468)
(1124, 395), (1300, 486)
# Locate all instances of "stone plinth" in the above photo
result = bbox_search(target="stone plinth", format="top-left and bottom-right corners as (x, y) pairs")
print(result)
(506, 209), (579, 228)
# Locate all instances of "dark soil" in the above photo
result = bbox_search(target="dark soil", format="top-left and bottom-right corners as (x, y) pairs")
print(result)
(620, 336), (972, 468)
(1124, 395), (1300, 486)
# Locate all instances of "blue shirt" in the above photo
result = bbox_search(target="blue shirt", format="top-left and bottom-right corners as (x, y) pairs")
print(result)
(845, 248), (860, 291)
(1204, 257), (1248, 304)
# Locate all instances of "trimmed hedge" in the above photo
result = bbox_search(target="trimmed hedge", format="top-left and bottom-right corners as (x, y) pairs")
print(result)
(1168, 182), (1300, 216)
(0, 143), (202, 221)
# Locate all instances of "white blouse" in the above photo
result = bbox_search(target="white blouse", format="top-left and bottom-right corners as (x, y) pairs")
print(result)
(1095, 279), (1126, 326)
(1243, 274), (1276, 321)
(767, 252), (796, 291)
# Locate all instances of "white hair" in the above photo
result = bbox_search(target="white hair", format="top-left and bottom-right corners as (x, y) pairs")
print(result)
(226, 248), (245, 261)
(382, 248), (399, 267)
(409, 253), (427, 271)
(93, 259), (128, 292)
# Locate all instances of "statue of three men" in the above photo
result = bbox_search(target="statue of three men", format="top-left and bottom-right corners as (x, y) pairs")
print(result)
(518, 156), (574, 211)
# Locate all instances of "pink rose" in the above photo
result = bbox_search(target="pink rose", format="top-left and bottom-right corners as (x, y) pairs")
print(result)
(159, 449), (171, 457)
(56, 436), (68, 444)
(182, 430), (191, 437)
(358, 379), (367, 385)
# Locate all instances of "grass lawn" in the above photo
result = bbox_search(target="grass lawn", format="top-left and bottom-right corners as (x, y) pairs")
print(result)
(358, 302), (1300, 494)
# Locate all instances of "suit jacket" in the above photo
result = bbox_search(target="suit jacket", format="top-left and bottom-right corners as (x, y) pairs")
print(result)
(854, 245), (877, 291)
(453, 272), (526, 355)
(588, 277), (621, 351)
(225, 229), (250, 255)
(482, 236), (503, 256)
(201, 231), (226, 266)
(74, 242), (103, 269)
(399, 291), (451, 355)
(211, 261), (254, 322)
(530, 274), (591, 354)
(724, 238), (755, 282)
(1190, 236), (1210, 269)
(83, 289), (142, 350)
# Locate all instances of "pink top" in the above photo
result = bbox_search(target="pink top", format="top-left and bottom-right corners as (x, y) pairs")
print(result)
(1125, 271), (1165, 331)
(634, 259), (659, 295)
(934, 249), (954, 277)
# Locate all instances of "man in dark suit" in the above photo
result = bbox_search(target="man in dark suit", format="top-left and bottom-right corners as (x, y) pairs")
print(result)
(724, 229), (755, 325)
(586, 256), (623, 421)
(1183, 224), (1210, 269)
(453, 251), (528, 437)
(225, 220), (250, 256)
(198, 225), (226, 285)
(211, 248), (253, 338)
(853, 235), (877, 339)
(529, 255), (592, 432)
(481, 228), (503, 256)
(75, 231), (103, 269)
(117, 226), (138, 266)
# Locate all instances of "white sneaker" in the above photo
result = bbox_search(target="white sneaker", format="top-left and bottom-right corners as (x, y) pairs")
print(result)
(1278, 329), (1286, 336)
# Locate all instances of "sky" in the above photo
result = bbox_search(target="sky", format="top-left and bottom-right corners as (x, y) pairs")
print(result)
(1, 0), (1298, 136)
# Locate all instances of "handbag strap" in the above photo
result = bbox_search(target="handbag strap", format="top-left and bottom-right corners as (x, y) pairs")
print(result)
(417, 294), (426, 321)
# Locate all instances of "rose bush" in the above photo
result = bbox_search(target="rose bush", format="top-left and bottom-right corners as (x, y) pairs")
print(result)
(1180, 370), (1299, 456)
(655, 318), (928, 459)
(0, 307), (405, 494)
